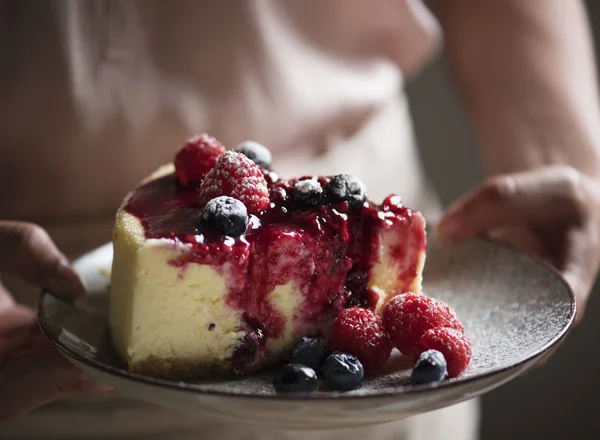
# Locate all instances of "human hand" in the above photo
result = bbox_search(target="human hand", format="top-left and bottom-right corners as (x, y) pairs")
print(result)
(0, 222), (110, 419)
(438, 166), (600, 323)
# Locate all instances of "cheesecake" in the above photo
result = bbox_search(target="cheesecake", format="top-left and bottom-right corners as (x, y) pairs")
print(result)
(109, 135), (426, 379)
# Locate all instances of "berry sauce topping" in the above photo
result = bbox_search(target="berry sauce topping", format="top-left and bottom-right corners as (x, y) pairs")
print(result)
(124, 169), (420, 370)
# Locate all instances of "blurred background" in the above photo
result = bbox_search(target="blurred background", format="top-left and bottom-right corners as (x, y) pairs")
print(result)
(409, 1), (600, 439)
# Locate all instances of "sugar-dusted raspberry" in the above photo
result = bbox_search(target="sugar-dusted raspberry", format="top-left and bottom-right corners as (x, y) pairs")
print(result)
(382, 292), (464, 357)
(175, 134), (225, 187)
(416, 327), (472, 378)
(199, 151), (270, 214)
(329, 306), (393, 373)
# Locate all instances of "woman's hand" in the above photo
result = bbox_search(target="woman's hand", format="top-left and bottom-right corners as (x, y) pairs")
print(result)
(0, 222), (109, 419)
(438, 166), (600, 322)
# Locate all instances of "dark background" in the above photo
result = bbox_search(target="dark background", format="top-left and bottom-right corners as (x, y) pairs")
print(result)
(407, 2), (600, 439)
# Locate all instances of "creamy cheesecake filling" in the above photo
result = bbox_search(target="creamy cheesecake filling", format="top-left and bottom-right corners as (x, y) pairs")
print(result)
(110, 167), (426, 378)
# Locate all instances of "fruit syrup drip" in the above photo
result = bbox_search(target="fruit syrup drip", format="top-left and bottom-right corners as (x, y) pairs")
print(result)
(124, 172), (414, 370)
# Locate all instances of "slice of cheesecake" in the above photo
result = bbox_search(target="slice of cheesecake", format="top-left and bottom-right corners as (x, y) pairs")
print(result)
(109, 135), (426, 379)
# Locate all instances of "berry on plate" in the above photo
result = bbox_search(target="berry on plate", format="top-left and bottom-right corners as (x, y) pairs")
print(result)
(322, 352), (364, 391)
(416, 327), (471, 378)
(290, 336), (329, 371)
(235, 141), (272, 169)
(382, 292), (464, 357)
(273, 364), (318, 393)
(175, 134), (225, 187)
(292, 179), (324, 206)
(201, 196), (249, 237)
(199, 151), (270, 213)
(410, 349), (447, 385)
(329, 306), (393, 373)
(326, 174), (366, 208)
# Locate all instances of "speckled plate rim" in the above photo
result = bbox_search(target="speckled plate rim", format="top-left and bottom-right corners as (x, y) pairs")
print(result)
(38, 237), (576, 401)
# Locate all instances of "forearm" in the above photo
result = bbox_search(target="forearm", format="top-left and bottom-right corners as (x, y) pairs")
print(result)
(436, 0), (600, 179)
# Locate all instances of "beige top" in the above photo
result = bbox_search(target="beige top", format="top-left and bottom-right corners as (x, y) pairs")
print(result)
(0, 1), (478, 439)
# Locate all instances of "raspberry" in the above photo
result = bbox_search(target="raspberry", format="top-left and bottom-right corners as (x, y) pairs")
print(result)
(416, 327), (472, 378)
(175, 134), (225, 187)
(329, 307), (393, 373)
(199, 151), (270, 214)
(382, 293), (464, 357)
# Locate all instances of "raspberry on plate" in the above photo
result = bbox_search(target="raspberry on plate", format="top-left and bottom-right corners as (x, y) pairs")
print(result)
(382, 292), (464, 357)
(175, 134), (225, 187)
(199, 151), (270, 214)
(329, 306), (393, 373)
(416, 327), (472, 378)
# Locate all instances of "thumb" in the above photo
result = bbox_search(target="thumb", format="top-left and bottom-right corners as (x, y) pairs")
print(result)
(0, 221), (85, 299)
(438, 167), (589, 239)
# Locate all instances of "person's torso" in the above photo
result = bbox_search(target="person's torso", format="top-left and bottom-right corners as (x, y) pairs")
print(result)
(0, 0), (440, 229)
(0, 2), (451, 439)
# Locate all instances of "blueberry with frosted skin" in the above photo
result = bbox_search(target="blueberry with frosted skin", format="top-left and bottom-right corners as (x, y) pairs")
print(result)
(201, 196), (249, 237)
(326, 174), (366, 208)
(410, 349), (448, 385)
(235, 141), (272, 169)
(292, 179), (324, 206)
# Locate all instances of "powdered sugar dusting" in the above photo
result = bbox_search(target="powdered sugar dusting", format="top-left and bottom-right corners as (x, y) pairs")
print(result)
(42, 231), (574, 422)
(294, 179), (321, 195)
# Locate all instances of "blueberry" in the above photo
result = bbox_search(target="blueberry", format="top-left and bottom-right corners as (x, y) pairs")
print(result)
(290, 336), (329, 371)
(273, 364), (318, 393)
(323, 352), (364, 391)
(410, 350), (447, 385)
(235, 141), (272, 168)
(201, 196), (248, 236)
(292, 179), (324, 206)
(326, 174), (366, 208)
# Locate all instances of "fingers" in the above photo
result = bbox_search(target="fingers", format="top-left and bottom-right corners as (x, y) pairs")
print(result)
(0, 221), (85, 299)
(0, 281), (16, 309)
(438, 166), (592, 239)
(0, 324), (111, 419)
(0, 306), (37, 362)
